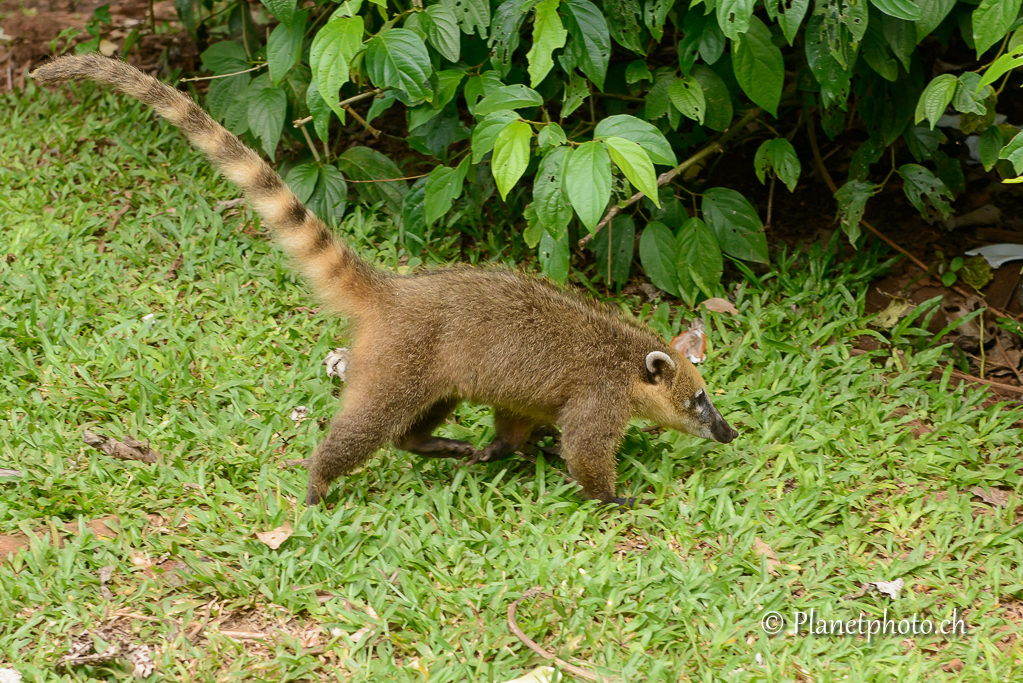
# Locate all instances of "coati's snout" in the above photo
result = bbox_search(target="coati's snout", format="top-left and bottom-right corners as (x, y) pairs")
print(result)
(641, 350), (738, 443)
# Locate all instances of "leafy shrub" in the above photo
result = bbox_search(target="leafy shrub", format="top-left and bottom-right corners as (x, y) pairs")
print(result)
(182, 0), (1023, 302)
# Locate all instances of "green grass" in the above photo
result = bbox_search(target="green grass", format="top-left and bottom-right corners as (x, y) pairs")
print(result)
(2, 81), (1022, 683)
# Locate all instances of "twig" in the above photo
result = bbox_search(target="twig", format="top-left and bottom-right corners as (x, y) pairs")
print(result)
(293, 89), (383, 127)
(178, 63), (265, 82)
(344, 105), (381, 139)
(942, 365), (1023, 395)
(579, 107), (762, 247)
(766, 174), (776, 230)
(297, 122), (322, 163)
(346, 172), (430, 184)
(507, 588), (618, 683)
(806, 109), (837, 193)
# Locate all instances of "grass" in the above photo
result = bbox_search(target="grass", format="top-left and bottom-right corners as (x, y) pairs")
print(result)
(1, 80), (1022, 683)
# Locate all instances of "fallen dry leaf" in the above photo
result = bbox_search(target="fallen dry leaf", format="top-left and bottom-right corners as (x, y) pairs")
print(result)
(0, 667), (21, 683)
(324, 347), (351, 381)
(872, 296), (912, 330)
(971, 486), (1011, 508)
(500, 666), (561, 683)
(256, 522), (293, 550)
(83, 429), (159, 464)
(671, 319), (706, 364)
(290, 406), (308, 424)
(753, 537), (781, 576)
(702, 298), (738, 315)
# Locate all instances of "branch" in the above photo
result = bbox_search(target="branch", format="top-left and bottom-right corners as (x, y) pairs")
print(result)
(293, 89), (383, 128)
(579, 107), (762, 247)
(507, 588), (619, 683)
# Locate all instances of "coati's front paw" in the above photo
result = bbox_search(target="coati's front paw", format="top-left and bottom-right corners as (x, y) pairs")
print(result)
(608, 496), (637, 509)
(305, 479), (326, 506)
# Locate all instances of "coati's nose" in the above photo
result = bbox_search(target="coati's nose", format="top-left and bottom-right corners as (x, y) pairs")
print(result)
(712, 421), (738, 444)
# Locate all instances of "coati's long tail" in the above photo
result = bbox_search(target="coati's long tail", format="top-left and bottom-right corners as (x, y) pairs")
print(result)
(32, 54), (381, 317)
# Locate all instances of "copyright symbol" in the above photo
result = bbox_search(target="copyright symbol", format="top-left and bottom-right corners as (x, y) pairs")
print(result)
(761, 611), (784, 634)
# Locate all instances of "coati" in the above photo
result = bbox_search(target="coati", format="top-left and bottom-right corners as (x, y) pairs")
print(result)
(32, 55), (739, 507)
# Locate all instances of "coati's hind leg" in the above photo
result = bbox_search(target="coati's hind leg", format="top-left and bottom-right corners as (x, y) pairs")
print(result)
(470, 410), (536, 464)
(393, 399), (475, 459)
(306, 384), (427, 505)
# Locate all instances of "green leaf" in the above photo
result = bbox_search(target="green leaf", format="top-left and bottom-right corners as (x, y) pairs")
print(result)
(561, 0), (611, 89)
(526, 0), (567, 86)
(848, 136), (884, 181)
(882, 14), (915, 72)
(834, 180), (874, 244)
(753, 138), (801, 191)
(534, 146), (573, 237)
(492, 120), (532, 200)
(604, 0), (645, 54)
(805, 14), (855, 109)
(691, 65), (733, 132)
(539, 228), (570, 283)
(594, 114), (675, 165)
(366, 91), (398, 124)
(424, 158), (471, 225)
(639, 221), (680, 296)
(247, 85), (287, 157)
(668, 76), (706, 124)
(489, 0), (536, 77)
(285, 163), (320, 203)
(267, 11), (307, 84)
(474, 84), (544, 116)
(914, 74), (956, 130)
(898, 164), (953, 219)
(207, 73), (250, 121)
(644, 0), (672, 41)
(978, 49), (1023, 91)
(677, 10), (706, 76)
(590, 215), (635, 284)
(307, 165), (348, 225)
(953, 72), (992, 115)
(903, 124), (945, 162)
(176, 0), (196, 34)
(561, 72), (590, 117)
(999, 130), (1023, 174)
(973, 0), (1022, 57)
(564, 141), (612, 233)
(442, 0), (490, 37)
(676, 217), (723, 298)
(716, 0), (755, 41)
(764, 0), (809, 45)
(201, 41), (248, 75)
(915, 0), (955, 40)
(471, 111), (520, 162)
(524, 203), (544, 248)
(538, 122), (567, 148)
(979, 126), (1003, 171)
(425, 3), (461, 62)
(262, 0), (296, 26)
(818, 0), (868, 46)
(732, 16), (783, 117)
(365, 29), (433, 104)
(337, 147), (408, 213)
(401, 177), (428, 253)
(605, 137), (660, 205)
(863, 13), (898, 81)
(309, 13), (364, 121)
(304, 79), (332, 144)
(870, 0), (921, 21)
(645, 67), (674, 123)
(933, 150), (965, 194)
(700, 187), (768, 263)
(625, 60), (652, 84)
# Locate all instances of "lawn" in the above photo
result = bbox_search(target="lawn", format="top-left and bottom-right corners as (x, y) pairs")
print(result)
(1, 80), (1022, 682)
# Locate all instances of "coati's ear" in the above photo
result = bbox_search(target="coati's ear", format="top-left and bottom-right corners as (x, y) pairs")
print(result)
(645, 351), (676, 383)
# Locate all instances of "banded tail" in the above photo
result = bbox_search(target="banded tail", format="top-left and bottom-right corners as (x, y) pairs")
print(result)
(32, 54), (381, 317)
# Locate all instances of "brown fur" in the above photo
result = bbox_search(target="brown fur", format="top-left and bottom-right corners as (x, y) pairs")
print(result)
(31, 55), (738, 506)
